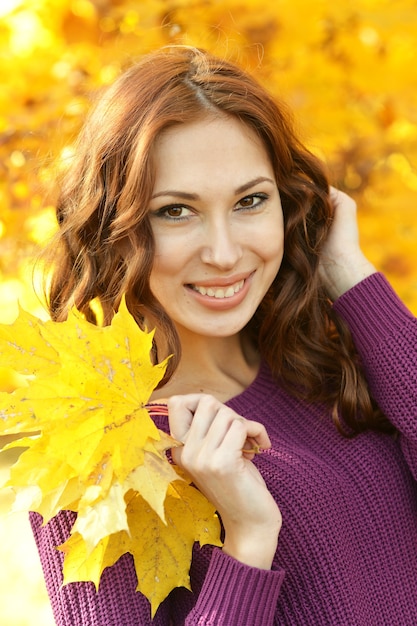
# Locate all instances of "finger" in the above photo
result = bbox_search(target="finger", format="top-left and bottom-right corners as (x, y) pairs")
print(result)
(168, 394), (271, 460)
(200, 417), (271, 462)
(169, 393), (237, 446)
(185, 402), (240, 451)
(183, 399), (271, 456)
(167, 393), (209, 442)
(329, 187), (357, 215)
(168, 394), (233, 467)
(242, 419), (271, 450)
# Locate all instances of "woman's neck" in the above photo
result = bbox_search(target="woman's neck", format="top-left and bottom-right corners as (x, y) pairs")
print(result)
(150, 332), (260, 403)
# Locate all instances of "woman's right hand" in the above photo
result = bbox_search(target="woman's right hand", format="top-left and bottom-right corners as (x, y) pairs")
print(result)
(168, 394), (282, 569)
(319, 187), (376, 299)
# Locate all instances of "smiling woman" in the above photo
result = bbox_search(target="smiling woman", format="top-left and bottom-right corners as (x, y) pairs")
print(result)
(148, 115), (283, 350)
(31, 45), (417, 625)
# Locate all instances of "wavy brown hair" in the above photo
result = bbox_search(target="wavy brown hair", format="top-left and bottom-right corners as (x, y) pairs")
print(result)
(45, 46), (390, 436)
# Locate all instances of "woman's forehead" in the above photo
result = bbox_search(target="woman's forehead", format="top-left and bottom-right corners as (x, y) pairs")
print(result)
(151, 115), (274, 193)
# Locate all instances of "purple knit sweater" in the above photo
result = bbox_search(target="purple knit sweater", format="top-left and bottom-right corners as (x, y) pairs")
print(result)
(30, 273), (417, 625)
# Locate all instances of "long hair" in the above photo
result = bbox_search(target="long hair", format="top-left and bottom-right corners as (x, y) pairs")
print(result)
(46, 45), (391, 435)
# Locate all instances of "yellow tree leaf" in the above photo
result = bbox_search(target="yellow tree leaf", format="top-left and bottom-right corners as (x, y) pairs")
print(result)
(0, 297), (169, 498)
(0, 366), (30, 392)
(129, 481), (222, 616)
(0, 306), (60, 377)
(124, 450), (182, 523)
(60, 481), (221, 617)
(60, 531), (122, 591)
(0, 298), (222, 612)
(72, 482), (130, 553)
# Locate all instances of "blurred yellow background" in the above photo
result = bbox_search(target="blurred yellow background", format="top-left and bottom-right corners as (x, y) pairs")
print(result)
(1, 0), (417, 624)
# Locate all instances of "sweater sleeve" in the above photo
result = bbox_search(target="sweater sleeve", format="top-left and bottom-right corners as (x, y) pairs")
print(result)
(30, 511), (285, 626)
(333, 272), (417, 477)
(185, 549), (285, 625)
(29, 510), (170, 626)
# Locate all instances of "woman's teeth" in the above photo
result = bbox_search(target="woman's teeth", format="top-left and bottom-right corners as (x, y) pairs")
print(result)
(192, 279), (244, 299)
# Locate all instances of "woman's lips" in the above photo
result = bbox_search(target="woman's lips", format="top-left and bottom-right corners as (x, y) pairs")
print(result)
(185, 273), (254, 309)
(190, 279), (245, 299)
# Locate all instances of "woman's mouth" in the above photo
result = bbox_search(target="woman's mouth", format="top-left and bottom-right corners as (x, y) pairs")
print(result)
(190, 279), (245, 299)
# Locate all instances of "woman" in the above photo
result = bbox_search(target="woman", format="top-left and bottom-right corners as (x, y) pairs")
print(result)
(31, 46), (417, 624)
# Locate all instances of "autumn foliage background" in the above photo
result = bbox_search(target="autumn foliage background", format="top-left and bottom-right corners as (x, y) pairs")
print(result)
(1, 0), (417, 624)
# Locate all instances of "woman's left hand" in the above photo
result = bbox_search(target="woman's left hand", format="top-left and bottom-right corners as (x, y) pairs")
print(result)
(168, 393), (282, 570)
(319, 187), (376, 300)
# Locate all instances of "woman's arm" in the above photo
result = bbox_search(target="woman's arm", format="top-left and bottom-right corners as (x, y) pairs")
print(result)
(320, 189), (417, 474)
(168, 394), (285, 625)
(185, 548), (285, 625)
(319, 188), (377, 299)
(333, 274), (417, 469)
(169, 394), (282, 569)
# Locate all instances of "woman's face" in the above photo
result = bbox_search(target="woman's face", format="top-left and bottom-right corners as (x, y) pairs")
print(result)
(148, 114), (284, 342)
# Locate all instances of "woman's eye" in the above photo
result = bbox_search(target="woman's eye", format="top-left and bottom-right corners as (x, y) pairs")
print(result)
(166, 206), (185, 217)
(236, 193), (268, 210)
(157, 205), (192, 220)
(239, 196), (255, 208)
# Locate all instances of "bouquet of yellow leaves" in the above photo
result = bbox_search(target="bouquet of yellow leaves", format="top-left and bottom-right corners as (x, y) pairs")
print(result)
(0, 299), (221, 615)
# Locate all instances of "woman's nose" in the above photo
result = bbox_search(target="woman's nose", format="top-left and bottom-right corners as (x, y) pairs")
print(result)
(200, 219), (243, 269)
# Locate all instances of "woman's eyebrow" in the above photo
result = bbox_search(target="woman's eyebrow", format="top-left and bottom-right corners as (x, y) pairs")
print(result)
(151, 190), (199, 200)
(235, 176), (275, 194)
(151, 176), (275, 200)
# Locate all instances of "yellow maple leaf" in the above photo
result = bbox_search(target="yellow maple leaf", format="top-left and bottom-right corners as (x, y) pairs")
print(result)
(0, 299), (167, 482)
(128, 479), (222, 612)
(0, 298), (221, 612)
(60, 480), (222, 616)
(0, 306), (60, 377)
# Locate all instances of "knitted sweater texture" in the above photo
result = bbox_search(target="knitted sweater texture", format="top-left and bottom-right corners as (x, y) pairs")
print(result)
(30, 273), (417, 625)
